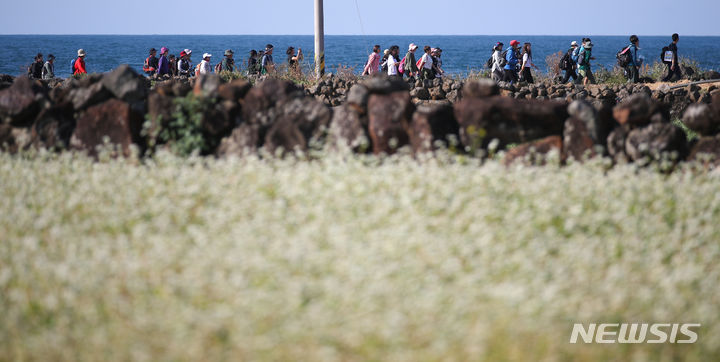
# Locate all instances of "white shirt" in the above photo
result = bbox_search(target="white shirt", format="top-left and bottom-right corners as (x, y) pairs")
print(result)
(522, 53), (534, 68)
(421, 53), (433, 69)
(387, 55), (398, 76)
(492, 50), (503, 72)
(199, 59), (212, 74)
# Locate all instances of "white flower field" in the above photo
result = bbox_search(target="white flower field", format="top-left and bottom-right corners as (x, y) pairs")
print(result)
(1, 150), (720, 361)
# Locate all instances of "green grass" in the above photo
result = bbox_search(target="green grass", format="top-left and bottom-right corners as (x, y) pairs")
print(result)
(1, 151), (720, 361)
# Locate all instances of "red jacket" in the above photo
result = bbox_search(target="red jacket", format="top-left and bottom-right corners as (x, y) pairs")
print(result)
(73, 57), (87, 75)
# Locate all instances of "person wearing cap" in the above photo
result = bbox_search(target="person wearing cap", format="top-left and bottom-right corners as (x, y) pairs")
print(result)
(503, 40), (520, 84)
(626, 35), (641, 83)
(432, 48), (444, 79)
(73, 49), (87, 75)
(362, 45), (381, 76)
(28, 53), (44, 79)
(561, 41), (579, 84)
(143, 48), (158, 76)
(42, 54), (55, 80)
(178, 49), (192, 77)
(157, 47), (170, 76)
(286, 47), (303, 75)
(403, 43), (419, 82)
(199, 53), (212, 75)
(491, 42), (504, 82)
(578, 42), (595, 86)
(221, 49), (236, 73)
(260, 44), (275, 75)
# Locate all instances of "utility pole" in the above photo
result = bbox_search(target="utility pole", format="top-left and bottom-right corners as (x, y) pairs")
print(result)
(314, 0), (324, 79)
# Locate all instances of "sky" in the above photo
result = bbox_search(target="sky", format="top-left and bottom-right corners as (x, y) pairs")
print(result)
(1, 0), (720, 36)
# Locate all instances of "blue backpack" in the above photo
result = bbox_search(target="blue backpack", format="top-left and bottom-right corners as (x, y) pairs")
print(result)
(70, 58), (76, 74)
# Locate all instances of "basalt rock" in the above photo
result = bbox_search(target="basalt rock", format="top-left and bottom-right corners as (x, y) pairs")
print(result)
(562, 117), (597, 162)
(216, 123), (260, 157)
(362, 76), (410, 95)
(367, 91), (413, 154)
(408, 103), (459, 153)
(70, 81), (112, 111)
(682, 103), (720, 137)
(192, 73), (222, 98)
(32, 103), (76, 150)
(0, 76), (48, 127)
(70, 99), (144, 157)
(625, 123), (688, 164)
(327, 104), (369, 152)
(454, 96), (567, 150)
(462, 79), (500, 99)
(503, 135), (562, 166)
(218, 79), (251, 102)
(242, 79), (304, 126)
(264, 118), (307, 156)
(687, 135), (720, 167)
(0, 123), (33, 153)
(101, 64), (147, 103)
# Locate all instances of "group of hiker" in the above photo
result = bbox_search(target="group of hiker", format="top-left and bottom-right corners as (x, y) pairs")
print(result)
(487, 34), (682, 85)
(27, 49), (87, 79)
(141, 44), (303, 78)
(363, 43), (445, 82)
(27, 34), (684, 84)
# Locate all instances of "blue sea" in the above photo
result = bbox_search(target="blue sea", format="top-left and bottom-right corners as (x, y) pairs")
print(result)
(1, 35), (718, 78)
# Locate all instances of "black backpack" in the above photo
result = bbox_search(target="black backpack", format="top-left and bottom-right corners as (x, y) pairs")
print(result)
(486, 54), (493, 69)
(616, 46), (632, 67)
(559, 52), (570, 70)
(498, 50), (508, 68)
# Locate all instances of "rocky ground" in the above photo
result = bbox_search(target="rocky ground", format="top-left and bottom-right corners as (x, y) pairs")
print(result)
(1, 67), (719, 168)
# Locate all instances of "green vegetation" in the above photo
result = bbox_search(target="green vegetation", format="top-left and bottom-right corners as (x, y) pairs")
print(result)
(142, 94), (218, 156)
(1, 151), (719, 361)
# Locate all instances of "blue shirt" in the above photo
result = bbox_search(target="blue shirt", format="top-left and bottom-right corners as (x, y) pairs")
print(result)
(628, 44), (639, 66)
(571, 47), (580, 63)
(503, 49), (518, 70)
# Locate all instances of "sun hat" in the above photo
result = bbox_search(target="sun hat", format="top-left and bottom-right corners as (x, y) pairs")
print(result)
(203, 53), (212, 58)
(224, 49), (234, 56)
(510, 40), (520, 47)
(571, 41), (578, 46)
(77, 49), (86, 57)
(383, 49), (390, 55)
(409, 43), (418, 51)
(183, 49), (192, 55)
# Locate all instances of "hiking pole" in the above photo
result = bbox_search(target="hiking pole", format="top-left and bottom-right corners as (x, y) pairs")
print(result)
(314, 0), (325, 79)
(668, 79), (720, 90)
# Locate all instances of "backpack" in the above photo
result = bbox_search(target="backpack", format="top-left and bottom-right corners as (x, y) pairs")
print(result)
(70, 58), (76, 74)
(143, 56), (155, 73)
(486, 53), (494, 69)
(559, 52), (569, 70)
(398, 57), (406, 74)
(616, 46), (632, 67)
(498, 50), (508, 68)
(214, 62), (223, 73)
(661, 45), (673, 64)
(416, 58), (423, 69)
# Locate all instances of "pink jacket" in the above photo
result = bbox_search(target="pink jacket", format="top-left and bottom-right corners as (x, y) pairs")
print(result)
(362, 52), (380, 75)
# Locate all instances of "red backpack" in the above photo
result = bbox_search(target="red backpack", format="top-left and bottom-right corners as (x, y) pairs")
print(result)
(398, 57), (406, 74)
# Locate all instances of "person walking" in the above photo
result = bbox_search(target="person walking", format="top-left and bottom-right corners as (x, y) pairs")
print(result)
(178, 50), (192, 76)
(362, 45), (381, 76)
(260, 44), (275, 75)
(578, 42), (594, 86)
(418, 46), (435, 81)
(73, 49), (87, 75)
(626, 35), (641, 83)
(168, 54), (178, 77)
(248, 50), (259, 75)
(491, 42), (504, 82)
(662, 33), (681, 82)
(29, 53), (43, 79)
(42, 54), (55, 80)
(198, 53), (212, 75)
(286, 47), (302, 75)
(221, 49), (236, 72)
(156, 47), (170, 76)
(561, 41), (578, 83)
(387, 45), (400, 77)
(503, 40), (520, 84)
(431, 48), (444, 78)
(403, 43), (419, 82)
(520, 43), (539, 83)
(380, 49), (390, 73)
(143, 48), (159, 76)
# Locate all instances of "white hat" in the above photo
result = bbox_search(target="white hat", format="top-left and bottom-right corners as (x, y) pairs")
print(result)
(184, 49), (192, 55)
(571, 41), (578, 47)
(409, 43), (418, 51)
(77, 49), (86, 57)
(203, 53), (212, 58)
